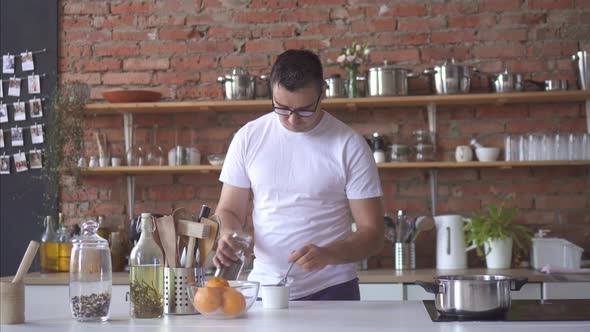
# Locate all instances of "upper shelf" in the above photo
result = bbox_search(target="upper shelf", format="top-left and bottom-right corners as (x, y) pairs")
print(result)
(85, 90), (590, 115)
(79, 160), (590, 175)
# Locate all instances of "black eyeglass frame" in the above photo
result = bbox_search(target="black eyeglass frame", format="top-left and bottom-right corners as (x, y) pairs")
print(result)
(272, 94), (322, 117)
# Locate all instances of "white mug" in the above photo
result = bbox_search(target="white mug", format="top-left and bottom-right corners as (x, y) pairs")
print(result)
(455, 145), (473, 162)
(111, 157), (121, 167)
(99, 157), (109, 167)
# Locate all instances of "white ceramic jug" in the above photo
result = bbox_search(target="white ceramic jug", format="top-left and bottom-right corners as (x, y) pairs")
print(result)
(435, 215), (471, 270)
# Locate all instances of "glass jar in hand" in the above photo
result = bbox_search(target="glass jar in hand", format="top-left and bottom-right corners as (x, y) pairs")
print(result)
(69, 220), (112, 322)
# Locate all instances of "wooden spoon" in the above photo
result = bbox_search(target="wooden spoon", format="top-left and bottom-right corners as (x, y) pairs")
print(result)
(156, 216), (178, 268)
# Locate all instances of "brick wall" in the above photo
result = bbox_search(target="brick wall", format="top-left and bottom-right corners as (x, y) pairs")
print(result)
(58, 0), (590, 267)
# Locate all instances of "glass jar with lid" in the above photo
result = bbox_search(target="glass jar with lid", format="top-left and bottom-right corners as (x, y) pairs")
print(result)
(69, 220), (112, 322)
(413, 129), (435, 161)
(389, 144), (411, 162)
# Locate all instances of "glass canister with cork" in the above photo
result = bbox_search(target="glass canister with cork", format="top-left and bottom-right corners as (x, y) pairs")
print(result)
(69, 220), (112, 321)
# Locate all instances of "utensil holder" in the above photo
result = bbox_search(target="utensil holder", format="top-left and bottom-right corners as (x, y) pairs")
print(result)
(0, 281), (25, 324)
(394, 242), (415, 270)
(164, 267), (204, 315)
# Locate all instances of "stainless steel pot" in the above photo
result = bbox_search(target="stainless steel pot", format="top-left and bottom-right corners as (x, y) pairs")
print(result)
(416, 275), (528, 317)
(424, 58), (475, 94)
(255, 74), (270, 99)
(217, 68), (256, 100)
(572, 50), (589, 90)
(366, 62), (416, 96)
(325, 74), (347, 98)
(489, 69), (524, 93)
(526, 79), (568, 91)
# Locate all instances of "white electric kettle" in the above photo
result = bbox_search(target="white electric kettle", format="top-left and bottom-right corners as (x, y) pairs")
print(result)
(435, 215), (472, 270)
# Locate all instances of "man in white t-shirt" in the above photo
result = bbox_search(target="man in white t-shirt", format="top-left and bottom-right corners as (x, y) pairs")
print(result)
(214, 49), (384, 300)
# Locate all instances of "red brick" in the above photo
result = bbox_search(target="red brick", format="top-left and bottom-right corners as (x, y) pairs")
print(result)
(352, 18), (395, 33)
(528, 27), (561, 40)
(498, 13), (547, 25)
(505, 120), (560, 133)
(60, 73), (101, 85)
(477, 28), (528, 41)
(536, 195), (586, 209)
(62, 17), (91, 29)
(370, 49), (420, 63)
(576, 0), (590, 7)
(160, 28), (201, 40)
(93, 16), (136, 29)
(236, 12), (281, 24)
(170, 55), (217, 70)
(430, 2), (477, 15)
(244, 39), (284, 53)
(135, 175), (174, 186)
(187, 41), (235, 53)
(102, 72), (152, 85)
(94, 43), (140, 56)
(176, 85), (221, 100)
(65, 44), (92, 57)
(78, 58), (122, 72)
(89, 202), (126, 215)
(383, 198), (429, 212)
(140, 42), (187, 55)
(65, 30), (111, 43)
(153, 0), (196, 12)
(503, 59), (547, 73)
(457, 121), (505, 135)
(480, 0), (523, 11)
(61, 187), (99, 202)
(475, 105), (529, 119)
(207, 26), (252, 39)
(123, 58), (170, 71)
(472, 44), (527, 59)
(302, 23), (349, 37)
(110, 1), (154, 14)
(139, 15), (186, 28)
(518, 211), (556, 225)
(526, 42), (578, 57)
(398, 17), (445, 31)
(431, 30), (476, 44)
(421, 46), (470, 62)
(64, 2), (109, 15)
(282, 8), (331, 22)
(250, 0), (298, 9)
(375, 33), (428, 46)
(380, 4), (426, 17)
(528, 0), (574, 9)
(113, 29), (155, 41)
(283, 39), (326, 50)
(448, 15), (496, 28)
(436, 198), (482, 214)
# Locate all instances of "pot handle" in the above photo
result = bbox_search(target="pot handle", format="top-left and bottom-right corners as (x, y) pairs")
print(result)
(525, 79), (545, 90)
(415, 280), (442, 294)
(423, 68), (437, 75)
(217, 76), (229, 84)
(511, 278), (528, 291)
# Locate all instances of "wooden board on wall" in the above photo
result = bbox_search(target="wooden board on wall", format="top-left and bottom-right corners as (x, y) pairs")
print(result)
(0, 0), (58, 276)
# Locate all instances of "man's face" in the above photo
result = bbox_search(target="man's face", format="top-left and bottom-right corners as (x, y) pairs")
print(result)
(272, 83), (323, 133)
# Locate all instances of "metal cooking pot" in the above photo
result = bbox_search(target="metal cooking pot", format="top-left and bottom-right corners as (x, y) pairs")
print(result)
(572, 50), (589, 90)
(366, 61), (416, 96)
(325, 74), (347, 98)
(488, 69), (524, 93)
(423, 58), (476, 95)
(255, 74), (270, 99)
(526, 79), (568, 91)
(217, 68), (256, 100)
(416, 275), (528, 317)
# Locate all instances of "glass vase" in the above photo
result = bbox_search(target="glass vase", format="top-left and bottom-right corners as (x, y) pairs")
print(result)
(347, 67), (359, 98)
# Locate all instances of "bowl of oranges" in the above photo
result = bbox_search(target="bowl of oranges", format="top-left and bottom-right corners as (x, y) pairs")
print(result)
(187, 276), (260, 319)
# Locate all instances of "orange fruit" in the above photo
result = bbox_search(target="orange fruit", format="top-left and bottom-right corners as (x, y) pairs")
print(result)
(221, 288), (246, 315)
(193, 287), (222, 313)
(206, 276), (230, 288)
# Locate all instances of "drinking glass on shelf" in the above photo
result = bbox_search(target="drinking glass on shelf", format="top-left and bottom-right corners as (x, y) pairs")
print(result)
(504, 135), (518, 161)
(582, 133), (590, 160)
(518, 135), (528, 161)
(528, 134), (542, 161)
(126, 125), (144, 166)
(146, 125), (164, 166)
(568, 133), (582, 161)
(541, 134), (554, 161)
(554, 133), (568, 161)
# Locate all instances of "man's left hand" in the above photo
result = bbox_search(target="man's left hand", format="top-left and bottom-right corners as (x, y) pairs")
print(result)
(288, 244), (332, 272)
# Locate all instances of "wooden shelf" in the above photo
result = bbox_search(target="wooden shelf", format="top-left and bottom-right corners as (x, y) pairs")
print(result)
(85, 90), (590, 115)
(79, 160), (590, 175)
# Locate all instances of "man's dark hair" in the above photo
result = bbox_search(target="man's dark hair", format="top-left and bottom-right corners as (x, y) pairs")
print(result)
(270, 49), (324, 94)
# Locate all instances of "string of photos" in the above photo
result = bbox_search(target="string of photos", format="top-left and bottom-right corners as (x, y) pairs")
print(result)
(1, 48), (47, 175)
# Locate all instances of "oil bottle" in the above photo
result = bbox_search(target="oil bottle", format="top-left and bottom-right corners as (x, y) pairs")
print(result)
(56, 213), (72, 272)
(40, 215), (59, 273)
(128, 213), (164, 318)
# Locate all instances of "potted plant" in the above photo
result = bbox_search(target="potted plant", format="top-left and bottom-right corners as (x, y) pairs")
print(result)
(464, 194), (533, 269)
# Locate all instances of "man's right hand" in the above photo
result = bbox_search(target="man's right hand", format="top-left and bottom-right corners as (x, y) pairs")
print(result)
(213, 232), (242, 268)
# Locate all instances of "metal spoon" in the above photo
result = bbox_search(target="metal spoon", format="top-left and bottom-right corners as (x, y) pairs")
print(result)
(276, 261), (296, 287)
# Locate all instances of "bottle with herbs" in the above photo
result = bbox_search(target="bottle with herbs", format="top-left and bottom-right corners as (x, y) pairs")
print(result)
(69, 220), (112, 322)
(129, 213), (164, 318)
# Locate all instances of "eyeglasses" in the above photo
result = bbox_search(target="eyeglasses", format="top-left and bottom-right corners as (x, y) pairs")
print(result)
(272, 94), (321, 117)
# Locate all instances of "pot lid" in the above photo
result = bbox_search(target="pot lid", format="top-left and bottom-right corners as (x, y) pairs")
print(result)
(368, 60), (409, 72)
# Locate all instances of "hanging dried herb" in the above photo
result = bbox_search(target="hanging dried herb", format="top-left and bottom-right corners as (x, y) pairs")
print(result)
(130, 279), (163, 318)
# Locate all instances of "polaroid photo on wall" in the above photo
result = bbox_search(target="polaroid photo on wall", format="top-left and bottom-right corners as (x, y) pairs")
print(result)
(31, 124), (44, 144)
(21, 52), (34, 71)
(11, 127), (23, 146)
(0, 80), (3, 98)
(28, 75), (41, 94)
(29, 98), (43, 118)
(29, 150), (42, 169)
(0, 104), (8, 123)
(13, 101), (26, 121)
(14, 151), (28, 173)
(0, 129), (4, 148)
(0, 155), (10, 174)
(3, 54), (15, 74)
(8, 77), (21, 97)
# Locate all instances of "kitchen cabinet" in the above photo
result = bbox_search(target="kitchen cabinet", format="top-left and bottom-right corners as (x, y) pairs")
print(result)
(359, 283), (404, 301)
(84, 90), (590, 219)
(543, 282), (590, 299)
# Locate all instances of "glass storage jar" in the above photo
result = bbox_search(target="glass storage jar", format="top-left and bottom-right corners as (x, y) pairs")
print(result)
(413, 129), (435, 161)
(389, 144), (411, 162)
(69, 220), (112, 322)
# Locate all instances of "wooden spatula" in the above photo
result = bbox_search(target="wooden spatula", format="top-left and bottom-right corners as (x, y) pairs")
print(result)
(155, 215), (178, 268)
(198, 215), (220, 269)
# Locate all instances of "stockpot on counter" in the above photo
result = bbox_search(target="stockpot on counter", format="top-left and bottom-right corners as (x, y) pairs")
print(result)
(217, 68), (256, 100)
(416, 275), (528, 318)
(365, 61), (417, 96)
(423, 58), (476, 94)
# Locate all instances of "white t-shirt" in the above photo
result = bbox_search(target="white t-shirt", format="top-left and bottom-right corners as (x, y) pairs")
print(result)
(219, 110), (383, 299)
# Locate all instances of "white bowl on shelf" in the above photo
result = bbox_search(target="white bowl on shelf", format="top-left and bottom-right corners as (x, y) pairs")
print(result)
(475, 147), (500, 162)
(207, 154), (226, 166)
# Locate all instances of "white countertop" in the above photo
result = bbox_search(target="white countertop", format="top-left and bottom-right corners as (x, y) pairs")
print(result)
(1, 285), (589, 331)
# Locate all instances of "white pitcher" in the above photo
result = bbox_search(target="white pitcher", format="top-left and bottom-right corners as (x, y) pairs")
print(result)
(435, 215), (471, 270)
